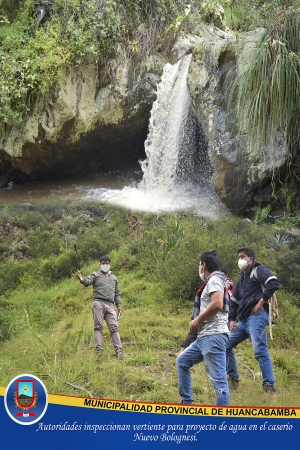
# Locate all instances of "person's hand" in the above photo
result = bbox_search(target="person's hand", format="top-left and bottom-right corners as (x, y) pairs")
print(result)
(77, 270), (83, 282)
(252, 298), (264, 314)
(229, 320), (237, 332)
(190, 318), (201, 332)
(117, 307), (122, 320)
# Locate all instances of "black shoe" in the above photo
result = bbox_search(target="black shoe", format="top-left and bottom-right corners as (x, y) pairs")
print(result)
(228, 376), (240, 389)
(263, 385), (276, 393)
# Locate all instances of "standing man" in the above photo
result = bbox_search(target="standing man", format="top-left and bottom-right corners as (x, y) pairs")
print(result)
(176, 249), (230, 406)
(226, 247), (279, 392)
(77, 255), (123, 359)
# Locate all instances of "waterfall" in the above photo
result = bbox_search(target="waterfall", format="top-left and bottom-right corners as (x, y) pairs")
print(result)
(82, 55), (228, 218)
(135, 53), (218, 213)
(141, 54), (194, 192)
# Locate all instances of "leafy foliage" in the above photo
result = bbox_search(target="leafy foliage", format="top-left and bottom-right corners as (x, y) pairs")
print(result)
(227, 0), (300, 31)
(276, 236), (300, 294)
(0, 0), (203, 124)
(254, 204), (272, 224)
(227, 9), (300, 166)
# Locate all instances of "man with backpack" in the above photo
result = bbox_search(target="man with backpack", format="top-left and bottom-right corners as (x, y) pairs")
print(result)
(176, 249), (230, 405)
(226, 247), (279, 392)
(221, 269), (235, 299)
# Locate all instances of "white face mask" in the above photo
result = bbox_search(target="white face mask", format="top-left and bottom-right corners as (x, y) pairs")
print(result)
(199, 271), (206, 281)
(101, 264), (110, 272)
(238, 259), (248, 271)
(199, 263), (205, 281)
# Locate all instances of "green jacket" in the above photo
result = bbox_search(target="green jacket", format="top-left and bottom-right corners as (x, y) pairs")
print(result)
(80, 271), (121, 307)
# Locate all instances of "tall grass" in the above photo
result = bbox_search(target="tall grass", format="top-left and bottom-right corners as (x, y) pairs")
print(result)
(227, 9), (300, 166)
(0, 201), (300, 406)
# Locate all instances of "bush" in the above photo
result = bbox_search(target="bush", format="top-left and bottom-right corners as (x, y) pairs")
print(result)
(276, 246), (300, 293)
(78, 226), (121, 264)
(0, 0), (204, 124)
(0, 259), (22, 295)
(27, 231), (61, 258)
(41, 251), (79, 282)
(12, 210), (48, 230)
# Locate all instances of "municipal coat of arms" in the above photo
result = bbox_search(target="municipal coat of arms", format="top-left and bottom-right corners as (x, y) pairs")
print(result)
(14, 379), (38, 417)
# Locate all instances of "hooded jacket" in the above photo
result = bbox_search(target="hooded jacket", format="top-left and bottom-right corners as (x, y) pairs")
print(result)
(228, 262), (279, 322)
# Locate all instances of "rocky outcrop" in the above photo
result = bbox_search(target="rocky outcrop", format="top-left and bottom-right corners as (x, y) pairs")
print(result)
(0, 52), (166, 177)
(0, 22), (289, 214)
(187, 27), (287, 214)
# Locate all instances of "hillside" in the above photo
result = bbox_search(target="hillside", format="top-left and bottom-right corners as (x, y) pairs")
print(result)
(0, 200), (299, 406)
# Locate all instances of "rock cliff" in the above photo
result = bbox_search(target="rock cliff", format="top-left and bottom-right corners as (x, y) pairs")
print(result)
(0, 52), (165, 177)
(0, 22), (287, 214)
(187, 27), (287, 214)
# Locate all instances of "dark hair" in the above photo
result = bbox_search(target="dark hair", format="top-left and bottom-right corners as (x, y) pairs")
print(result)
(221, 268), (229, 276)
(100, 255), (111, 262)
(237, 247), (255, 259)
(200, 249), (220, 273)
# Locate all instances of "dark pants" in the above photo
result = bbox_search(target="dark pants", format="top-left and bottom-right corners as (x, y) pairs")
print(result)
(180, 330), (198, 349)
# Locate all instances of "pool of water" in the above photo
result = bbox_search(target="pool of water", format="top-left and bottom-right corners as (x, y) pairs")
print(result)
(0, 169), (229, 219)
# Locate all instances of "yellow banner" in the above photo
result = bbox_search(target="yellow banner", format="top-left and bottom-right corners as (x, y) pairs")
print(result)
(1, 386), (299, 418)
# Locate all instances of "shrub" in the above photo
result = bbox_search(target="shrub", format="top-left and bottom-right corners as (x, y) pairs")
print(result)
(27, 231), (61, 258)
(41, 251), (79, 282)
(276, 246), (300, 293)
(78, 226), (121, 264)
(0, 259), (22, 295)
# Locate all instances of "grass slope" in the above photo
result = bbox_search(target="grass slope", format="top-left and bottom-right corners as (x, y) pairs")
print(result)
(0, 200), (299, 406)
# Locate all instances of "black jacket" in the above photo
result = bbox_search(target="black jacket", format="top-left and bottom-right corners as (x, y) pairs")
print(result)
(228, 262), (279, 322)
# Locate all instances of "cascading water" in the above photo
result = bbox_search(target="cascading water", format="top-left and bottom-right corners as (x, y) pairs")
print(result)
(80, 55), (228, 217)
(0, 51), (228, 216)
(138, 54), (215, 208)
(141, 55), (194, 192)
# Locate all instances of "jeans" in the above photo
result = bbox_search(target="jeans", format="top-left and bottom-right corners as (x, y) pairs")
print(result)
(226, 309), (275, 388)
(176, 333), (230, 406)
(92, 301), (122, 354)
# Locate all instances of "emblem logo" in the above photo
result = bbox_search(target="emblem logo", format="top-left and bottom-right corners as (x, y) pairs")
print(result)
(4, 374), (48, 425)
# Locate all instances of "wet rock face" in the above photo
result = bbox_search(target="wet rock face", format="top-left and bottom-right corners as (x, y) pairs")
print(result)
(188, 28), (285, 214)
(0, 27), (288, 214)
(187, 30), (251, 214)
(0, 160), (34, 187)
(0, 55), (165, 177)
(0, 174), (9, 189)
(16, 115), (149, 177)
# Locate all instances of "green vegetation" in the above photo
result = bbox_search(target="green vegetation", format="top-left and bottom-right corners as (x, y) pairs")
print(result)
(227, 7), (300, 169)
(2, 0), (298, 126)
(224, 0), (300, 31)
(1, 0), (300, 406)
(0, 200), (299, 406)
(0, 0), (204, 125)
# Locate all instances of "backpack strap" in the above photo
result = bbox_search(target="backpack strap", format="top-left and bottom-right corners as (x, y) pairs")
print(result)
(251, 267), (273, 340)
(230, 296), (239, 305)
(191, 282), (207, 319)
(208, 272), (230, 313)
